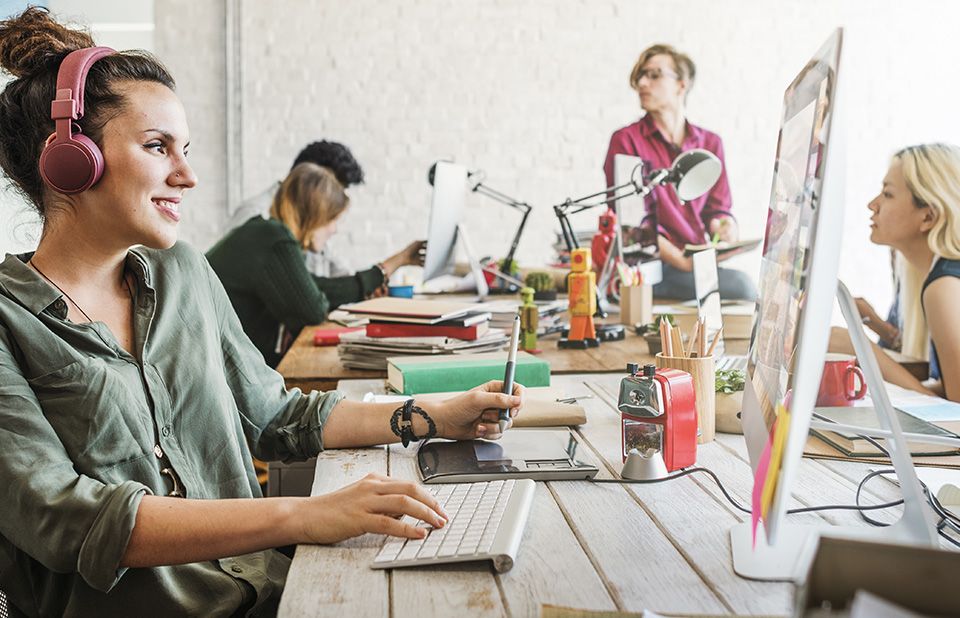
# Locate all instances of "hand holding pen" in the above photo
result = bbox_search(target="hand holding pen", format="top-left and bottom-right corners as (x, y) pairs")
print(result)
(499, 314), (522, 434)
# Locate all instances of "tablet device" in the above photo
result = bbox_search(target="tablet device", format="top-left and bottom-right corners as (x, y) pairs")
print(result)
(418, 428), (600, 483)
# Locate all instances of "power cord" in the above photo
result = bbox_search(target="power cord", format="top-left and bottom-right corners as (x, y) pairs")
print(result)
(592, 466), (960, 547)
(590, 466), (904, 517)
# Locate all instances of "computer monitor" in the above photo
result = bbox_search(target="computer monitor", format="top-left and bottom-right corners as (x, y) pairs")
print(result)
(422, 161), (468, 282)
(732, 28), (950, 581)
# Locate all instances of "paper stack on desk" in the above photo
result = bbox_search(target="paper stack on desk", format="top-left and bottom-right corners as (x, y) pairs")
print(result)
(475, 298), (568, 336)
(337, 330), (508, 370)
(335, 297), (508, 369)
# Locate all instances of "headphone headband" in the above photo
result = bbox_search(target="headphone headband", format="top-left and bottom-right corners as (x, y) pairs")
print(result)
(50, 46), (115, 122)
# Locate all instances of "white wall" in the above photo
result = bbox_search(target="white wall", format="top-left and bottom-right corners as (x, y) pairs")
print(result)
(5, 1), (960, 322)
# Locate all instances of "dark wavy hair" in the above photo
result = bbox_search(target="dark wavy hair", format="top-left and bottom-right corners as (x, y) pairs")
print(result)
(0, 7), (175, 217)
(292, 140), (364, 187)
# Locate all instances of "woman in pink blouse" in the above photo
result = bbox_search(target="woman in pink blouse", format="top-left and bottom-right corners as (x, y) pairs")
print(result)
(604, 44), (756, 301)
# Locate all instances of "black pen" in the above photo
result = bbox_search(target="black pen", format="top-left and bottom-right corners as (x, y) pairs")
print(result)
(499, 314), (521, 433)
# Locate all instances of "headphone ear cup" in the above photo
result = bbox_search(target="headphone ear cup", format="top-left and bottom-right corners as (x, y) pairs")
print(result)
(39, 132), (105, 194)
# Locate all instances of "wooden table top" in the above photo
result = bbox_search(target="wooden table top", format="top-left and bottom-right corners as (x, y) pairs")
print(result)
(278, 372), (911, 617)
(276, 321), (750, 393)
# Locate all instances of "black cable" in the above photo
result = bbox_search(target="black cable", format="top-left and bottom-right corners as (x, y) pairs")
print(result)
(591, 467), (904, 517)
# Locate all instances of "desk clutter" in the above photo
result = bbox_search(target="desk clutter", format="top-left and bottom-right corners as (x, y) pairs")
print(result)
(329, 297), (567, 370)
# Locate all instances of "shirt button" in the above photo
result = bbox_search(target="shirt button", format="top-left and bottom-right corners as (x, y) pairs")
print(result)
(161, 426), (171, 437)
(231, 565), (243, 574)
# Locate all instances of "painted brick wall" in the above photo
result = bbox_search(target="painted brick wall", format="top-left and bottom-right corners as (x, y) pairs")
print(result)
(5, 1), (960, 320)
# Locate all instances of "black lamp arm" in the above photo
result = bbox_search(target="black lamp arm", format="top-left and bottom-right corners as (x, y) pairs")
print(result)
(471, 181), (533, 273)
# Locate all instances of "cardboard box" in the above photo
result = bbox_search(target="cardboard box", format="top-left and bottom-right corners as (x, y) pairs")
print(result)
(794, 536), (960, 617)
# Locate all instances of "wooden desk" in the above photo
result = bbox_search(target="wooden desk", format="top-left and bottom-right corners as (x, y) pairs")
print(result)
(278, 373), (904, 617)
(277, 323), (750, 393)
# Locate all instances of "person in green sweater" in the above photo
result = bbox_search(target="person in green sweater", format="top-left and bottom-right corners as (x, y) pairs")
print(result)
(207, 162), (424, 367)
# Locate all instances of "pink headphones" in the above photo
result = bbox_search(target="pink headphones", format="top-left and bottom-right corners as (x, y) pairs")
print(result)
(38, 46), (115, 194)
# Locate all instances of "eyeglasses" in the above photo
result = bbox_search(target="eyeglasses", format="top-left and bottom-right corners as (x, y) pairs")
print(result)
(636, 68), (679, 82)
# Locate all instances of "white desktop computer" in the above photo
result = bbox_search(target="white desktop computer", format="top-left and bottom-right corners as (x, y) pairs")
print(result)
(731, 28), (959, 581)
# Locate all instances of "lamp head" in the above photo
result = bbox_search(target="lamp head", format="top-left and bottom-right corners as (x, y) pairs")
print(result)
(667, 148), (722, 201)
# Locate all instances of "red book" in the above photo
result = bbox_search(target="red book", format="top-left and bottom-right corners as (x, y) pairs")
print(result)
(365, 321), (488, 341)
(312, 326), (364, 346)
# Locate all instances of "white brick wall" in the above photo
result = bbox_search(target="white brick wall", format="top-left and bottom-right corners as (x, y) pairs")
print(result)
(4, 0), (960, 322)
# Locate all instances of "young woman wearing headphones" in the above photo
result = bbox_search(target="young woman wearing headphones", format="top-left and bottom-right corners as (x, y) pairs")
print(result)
(0, 8), (522, 614)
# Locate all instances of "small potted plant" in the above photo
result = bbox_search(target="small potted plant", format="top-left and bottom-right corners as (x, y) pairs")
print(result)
(715, 369), (746, 434)
(524, 271), (557, 301)
(636, 314), (674, 355)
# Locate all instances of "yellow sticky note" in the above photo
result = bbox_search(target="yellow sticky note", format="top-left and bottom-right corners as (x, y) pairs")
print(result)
(760, 402), (791, 521)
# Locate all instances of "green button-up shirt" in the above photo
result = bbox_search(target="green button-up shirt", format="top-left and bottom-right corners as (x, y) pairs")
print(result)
(0, 242), (343, 617)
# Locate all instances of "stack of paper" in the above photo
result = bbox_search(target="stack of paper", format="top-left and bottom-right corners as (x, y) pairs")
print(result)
(338, 330), (508, 369)
(475, 298), (568, 336)
(335, 297), (506, 370)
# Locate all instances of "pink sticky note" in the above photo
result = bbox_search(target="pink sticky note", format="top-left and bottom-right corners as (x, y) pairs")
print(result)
(751, 431), (775, 548)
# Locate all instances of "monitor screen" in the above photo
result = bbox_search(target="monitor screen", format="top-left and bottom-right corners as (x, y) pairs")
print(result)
(740, 29), (845, 542)
(422, 161), (468, 282)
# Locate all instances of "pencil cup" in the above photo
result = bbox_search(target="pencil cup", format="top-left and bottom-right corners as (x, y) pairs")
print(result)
(620, 284), (652, 327)
(655, 353), (716, 443)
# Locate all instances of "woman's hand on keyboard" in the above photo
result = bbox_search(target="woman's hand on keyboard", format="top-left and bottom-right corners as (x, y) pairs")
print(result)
(301, 473), (449, 544)
(426, 380), (524, 441)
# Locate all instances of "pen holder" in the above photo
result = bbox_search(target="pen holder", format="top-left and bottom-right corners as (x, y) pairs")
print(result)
(620, 284), (652, 327)
(655, 353), (715, 443)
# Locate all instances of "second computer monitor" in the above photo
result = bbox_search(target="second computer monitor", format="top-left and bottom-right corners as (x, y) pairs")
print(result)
(422, 161), (468, 282)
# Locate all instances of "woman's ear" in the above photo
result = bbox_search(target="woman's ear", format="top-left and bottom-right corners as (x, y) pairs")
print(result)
(919, 205), (938, 233)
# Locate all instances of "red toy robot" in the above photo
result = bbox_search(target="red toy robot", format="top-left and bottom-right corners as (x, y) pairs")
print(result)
(617, 363), (698, 472)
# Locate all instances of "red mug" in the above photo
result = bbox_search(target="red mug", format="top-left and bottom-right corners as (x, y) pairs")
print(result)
(816, 353), (866, 407)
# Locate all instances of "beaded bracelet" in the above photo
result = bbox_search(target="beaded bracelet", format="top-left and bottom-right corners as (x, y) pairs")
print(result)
(390, 399), (437, 447)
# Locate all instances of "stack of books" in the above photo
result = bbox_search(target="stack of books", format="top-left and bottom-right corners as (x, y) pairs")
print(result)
(334, 298), (508, 370)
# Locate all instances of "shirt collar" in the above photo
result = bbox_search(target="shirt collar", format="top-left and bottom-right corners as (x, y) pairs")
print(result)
(0, 248), (155, 316)
(639, 113), (705, 150)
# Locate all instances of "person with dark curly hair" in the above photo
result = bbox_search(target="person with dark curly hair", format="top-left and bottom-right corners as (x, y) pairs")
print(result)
(0, 8), (522, 615)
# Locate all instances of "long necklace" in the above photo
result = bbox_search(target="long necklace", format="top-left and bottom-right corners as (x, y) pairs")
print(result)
(29, 259), (132, 324)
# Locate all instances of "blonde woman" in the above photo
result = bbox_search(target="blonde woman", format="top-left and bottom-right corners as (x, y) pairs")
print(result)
(207, 162), (423, 367)
(839, 144), (960, 402)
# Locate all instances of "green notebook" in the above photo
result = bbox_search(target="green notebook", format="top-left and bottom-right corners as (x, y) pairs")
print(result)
(386, 351), (550, 395)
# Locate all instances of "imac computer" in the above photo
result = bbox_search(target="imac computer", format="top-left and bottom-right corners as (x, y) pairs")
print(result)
(422, 161), (489, 297)
(731, 28), (960, 581)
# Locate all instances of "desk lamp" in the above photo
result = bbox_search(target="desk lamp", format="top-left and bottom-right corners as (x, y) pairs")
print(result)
(552, 148), (723, 314)
(428, 163), (532, 292)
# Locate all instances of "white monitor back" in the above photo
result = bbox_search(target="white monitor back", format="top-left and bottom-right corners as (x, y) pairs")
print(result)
(613, 154), (645, 227)
(692, 248), (725, 357)
(423, 161), (468, 282)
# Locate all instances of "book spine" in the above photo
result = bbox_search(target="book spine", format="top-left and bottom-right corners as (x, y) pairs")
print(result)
(397, 362), (550, 395)
(367, 323), (480, 340)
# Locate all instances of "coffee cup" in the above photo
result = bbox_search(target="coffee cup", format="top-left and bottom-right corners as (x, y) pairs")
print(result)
(816, 353), (866, 407)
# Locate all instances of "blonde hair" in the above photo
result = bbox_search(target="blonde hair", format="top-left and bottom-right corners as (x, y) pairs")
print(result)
(269, 162), (348, 248)
(628, 43), (696, 95)
(892, 143), (960, 359)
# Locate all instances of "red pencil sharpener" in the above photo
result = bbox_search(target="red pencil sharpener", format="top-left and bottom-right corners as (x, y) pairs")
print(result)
(618, 363), (698, 472)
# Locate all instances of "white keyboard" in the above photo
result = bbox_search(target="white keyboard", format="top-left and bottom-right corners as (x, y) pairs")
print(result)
(716, 355), (747, 372)
(371, 479), (535, 573)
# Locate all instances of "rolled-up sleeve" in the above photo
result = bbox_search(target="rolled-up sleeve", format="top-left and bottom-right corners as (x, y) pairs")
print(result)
(0, 341), (151, 593)
(201, 257), (344, 461)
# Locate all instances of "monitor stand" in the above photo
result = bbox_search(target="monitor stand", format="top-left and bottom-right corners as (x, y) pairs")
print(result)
(455, 224), (490, 300)
(729, 280), (951, 582)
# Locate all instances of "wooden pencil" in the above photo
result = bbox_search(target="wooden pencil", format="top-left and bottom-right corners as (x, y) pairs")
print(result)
(671, 328), (683, 359)
(663, 321), (673, 357)
(699, 318), (706, 357)
(687, 321), (701, 358)
(706, 326), (723, 357)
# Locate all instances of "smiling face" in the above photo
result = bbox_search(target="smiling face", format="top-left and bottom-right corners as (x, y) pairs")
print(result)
(634, 53), (686, 114)
(868, 159), (933, 249)
(77, 80), (197, 250)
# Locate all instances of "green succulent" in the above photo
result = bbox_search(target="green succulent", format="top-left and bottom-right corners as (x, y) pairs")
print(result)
(715, 369), (746, 394)
(524, 271), (554, 292)
(640, 314), (675, 335)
